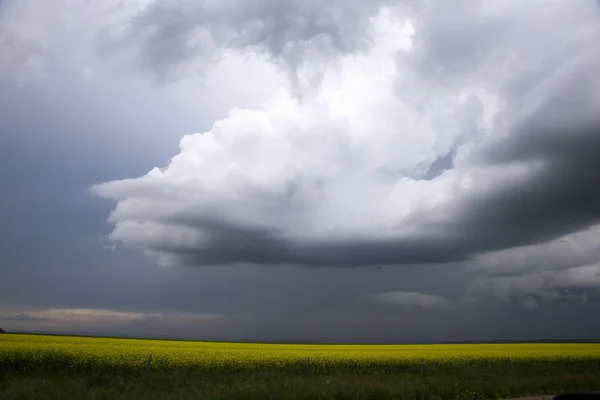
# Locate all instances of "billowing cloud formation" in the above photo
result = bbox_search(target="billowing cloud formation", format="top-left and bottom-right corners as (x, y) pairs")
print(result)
(93, 1), (600, 269)
(369, 291), (453, 313)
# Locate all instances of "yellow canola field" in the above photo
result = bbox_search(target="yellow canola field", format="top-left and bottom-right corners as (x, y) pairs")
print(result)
(1, 334), (599, 373)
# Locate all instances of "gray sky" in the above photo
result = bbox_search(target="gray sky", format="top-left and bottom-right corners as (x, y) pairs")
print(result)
(1, 0), (600, 342)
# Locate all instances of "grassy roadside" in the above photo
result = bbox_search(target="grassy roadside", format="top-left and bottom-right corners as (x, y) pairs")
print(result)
(1, 363), (599, 400)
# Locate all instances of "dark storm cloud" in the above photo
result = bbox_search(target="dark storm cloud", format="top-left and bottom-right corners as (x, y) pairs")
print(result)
(93, 1), (600, 270)
(468, 224), (600, 280)
(94, 103), (600, 268)
(450, 59), (600, 246)
(466, 260), (600, 308)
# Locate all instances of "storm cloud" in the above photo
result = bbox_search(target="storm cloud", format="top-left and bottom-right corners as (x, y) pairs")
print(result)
(2, 0), (600, 342)
(93, 0), (600, 270)
(467, 262), (600, 309)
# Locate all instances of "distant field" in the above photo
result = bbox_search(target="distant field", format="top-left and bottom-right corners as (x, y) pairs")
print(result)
(1, 334), (600, 399)
(2, 334), (600, 372)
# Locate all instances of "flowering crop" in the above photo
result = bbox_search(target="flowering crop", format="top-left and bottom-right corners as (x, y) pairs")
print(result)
(1, 334), (599, 374)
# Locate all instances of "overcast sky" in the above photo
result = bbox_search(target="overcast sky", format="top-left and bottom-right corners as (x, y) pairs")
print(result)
(1, 0), (600, 343)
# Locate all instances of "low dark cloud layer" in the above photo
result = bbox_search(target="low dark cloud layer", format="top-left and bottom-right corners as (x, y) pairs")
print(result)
(0, 313), (50, 322)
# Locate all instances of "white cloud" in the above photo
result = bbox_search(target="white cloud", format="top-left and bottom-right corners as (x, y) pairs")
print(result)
(92, 1), (600, 269)
(0, 0), (155, 83)
(93, 10), (483, 266)
(0, 307), (230, 333)
(369, 291), (453, 313)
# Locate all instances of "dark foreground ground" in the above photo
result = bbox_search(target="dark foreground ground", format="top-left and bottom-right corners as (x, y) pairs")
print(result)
(1, 363), (599, 400)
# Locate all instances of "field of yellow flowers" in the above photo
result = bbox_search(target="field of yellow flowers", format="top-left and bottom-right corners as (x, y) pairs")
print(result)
(2, 334), (600, 399)
(2, 334), (600, 374)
